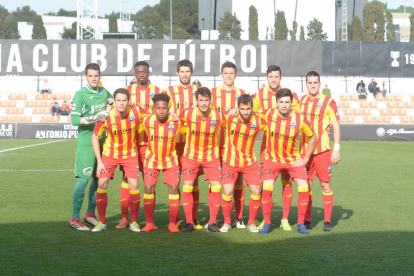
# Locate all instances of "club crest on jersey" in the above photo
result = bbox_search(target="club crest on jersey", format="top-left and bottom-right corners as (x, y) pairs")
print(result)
(98, 92), (103, 98)
(192, 91), (196, 95)
(235, 94), (240, 99)
(316, 102), (323, 109)
(251, 124), (257, 129)
(290, 122), (297, 127)
(210, 121), (217, 125)
(168, 125), (175, 132)
(150, 92), (155, 97)
(130, 116), (136, 121)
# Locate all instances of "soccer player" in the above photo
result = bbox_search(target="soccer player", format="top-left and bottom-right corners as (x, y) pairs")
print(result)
(69, 63), (113, 231)
(300, 71), (341, 232)
(180, 87), (226, 233)
(220, 94), (266, 233)
(253, 65), (300, 231)
(139, 94), (185, 233)
(117, 61), (163, 229)
(165, 59), (203, 229)
(91, 88), (146, 232)
(258, 88), (317, 235)
(211, 61), (248, 229)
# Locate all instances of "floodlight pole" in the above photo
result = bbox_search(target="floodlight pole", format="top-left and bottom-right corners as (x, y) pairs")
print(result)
(170, 0), (173, 39)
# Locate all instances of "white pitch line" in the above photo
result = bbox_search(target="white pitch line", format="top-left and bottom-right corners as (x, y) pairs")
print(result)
(0, 140), (65, 153)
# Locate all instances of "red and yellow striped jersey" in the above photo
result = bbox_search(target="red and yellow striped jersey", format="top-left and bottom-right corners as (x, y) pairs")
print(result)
(94, 106), (146, 159)
(211, 86), (247, 147)
(222, 114), (266, 167)
(253, 86), (300, 112)
(141, 115), (186, 169)
(299, 94), (340, 155)
(125, 83), (163, 145)
(259, 109), (313, 164)
(180, 108), (226, 162)
(165, 84), (200, 143)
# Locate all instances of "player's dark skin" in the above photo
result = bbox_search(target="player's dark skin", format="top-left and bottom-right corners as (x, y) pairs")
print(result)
(134, 65), (150, 89)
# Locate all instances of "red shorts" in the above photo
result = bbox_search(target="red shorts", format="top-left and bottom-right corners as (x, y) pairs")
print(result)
(305, 150), (332, 182)
(177, 143), (204, 178)
(143, 166), (181, 186)
(99, 155), (139, 180)
(181, 157), (221, 182)
(221, 162), (261, 186)
(137, 144), (148, 173)
(261, 159), (308, 182)
(260, 150), (291, 180)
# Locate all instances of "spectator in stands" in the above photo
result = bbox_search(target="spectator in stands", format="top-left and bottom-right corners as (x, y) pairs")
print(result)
(192, 79), (202, 86)
(40, 79), (52, 99)
(130, 77), (137, 85)
(322, 84), (331, 97)
(51, 101), (60, 116)
(60, 101), (71, 116)
(356, 80), (366, 94)
(368, 79), (378, 98)
(381, 80), (387, 97)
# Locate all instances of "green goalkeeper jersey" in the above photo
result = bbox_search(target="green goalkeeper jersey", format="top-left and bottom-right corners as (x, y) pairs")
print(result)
(71, 84), (113, 147)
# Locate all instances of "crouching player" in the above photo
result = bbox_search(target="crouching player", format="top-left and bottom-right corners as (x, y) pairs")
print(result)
(220, 94), (266, 233)
(258, 88), (317, 234)
(91, 88), (146, 232)
(139, 94), (186, 233)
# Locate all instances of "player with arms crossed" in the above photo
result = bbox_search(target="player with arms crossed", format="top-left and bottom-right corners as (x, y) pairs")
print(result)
(180, 87), (226, 233)
(300, 71), (341, 232)
(91, 88), (146, 232)
(254, 65), (300, 231)
(117, 61), (163, 229)
(165, 59), (203, 229)
(221, 94), (266, 233)
(69, 63), (113, 230)
(139, 94), (185, 233)
(211, 61), (248, 229)
(258, 88), (317, 235)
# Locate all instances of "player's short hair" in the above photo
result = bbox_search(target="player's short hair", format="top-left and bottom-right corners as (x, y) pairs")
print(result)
(152, 93), (170, 105)
(221, 61), (237, 74)
(176, 59), (193, 73)
(113, 88), (130, 101)
(237, 94), (253, 107)
(195, 87), (211, 100)
(84, 63), (100, 75)
(276, 88), (293, 101)
(134, 61), (150, 71)
(306, 71), (320, 82)
(267, 65), (282, 76)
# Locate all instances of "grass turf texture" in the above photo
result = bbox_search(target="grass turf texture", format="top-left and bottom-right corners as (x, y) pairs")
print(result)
(0, 139), (413, 275)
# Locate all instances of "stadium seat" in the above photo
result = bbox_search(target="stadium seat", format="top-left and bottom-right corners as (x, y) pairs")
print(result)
(35, 94), (44, 100)
(412, 96), (414, 101)
(4, 116), (14, 122)
(0, 116), (3, 122)
(384, 94), (393, 101)
(393, 95), (402, 101)
(343, 109), (352, 116)
(23, 116), (32, 122)
(17, 94), (27, 100)
(345, 117), (355, 123)
(380, 109), (388, 116)
(33, 108), (42, 114)
(340, 95), (349, 101)
(369, 102), (377, 108)
(0, 101), (7, 107)
(364, 117), (373, 123)
(386, 102), (395, 108)
(373, 116), (382, 123)
(25, 101), (34, 107)
(52, 94), (62, 100)
(360, 102), (368, 108)
(349, 95), (358, 101)
(34, 101), (43, 107)
(14, 116), (23, 122)
(68, 115), (72, 122)
(389, 109), (398, 116)
(400, 117), (409, 123)
(40, 116), (51, 122)
(42, 108), (51, 114)
(362, 109), (371, 115)
(342, 102), (350, 108)
(396, 102), (404, 108)
(382, 116), (391, 123)
(63, 94), (72, 100)
(336, 102), (341, 108)
(399, 109), (407, 116)
(8, 101), (17, 107)
(376, 94), (384, 101)
(8, 94), (17, 100)
(353, 109), (362, 115)
(45, 94), (53, 100)
(405, 102), (414, 108)
(339, 117), (346, 124)
(6, 108), (16, 114)
(410, 117), (414, 123)
(51, 116), (60, 122)
(15, 108), (24, 114)
(44, 101), (52, 107)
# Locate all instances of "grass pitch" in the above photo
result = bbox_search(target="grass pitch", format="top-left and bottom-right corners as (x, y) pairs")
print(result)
(0, 139), (413, 275)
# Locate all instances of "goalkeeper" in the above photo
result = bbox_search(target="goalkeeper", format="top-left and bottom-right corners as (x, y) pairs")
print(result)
(69, 63), (113, 231)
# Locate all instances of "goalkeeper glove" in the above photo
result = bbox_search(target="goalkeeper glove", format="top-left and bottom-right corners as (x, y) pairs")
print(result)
(84, 110), (109, 124)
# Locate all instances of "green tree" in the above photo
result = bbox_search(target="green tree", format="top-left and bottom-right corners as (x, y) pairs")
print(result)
(218, 11), (243, 40)
(351, 16), (362, 41)
(248, 5), (258, 40)
(108, 12), (118, 33)
(132, 7), (164, 39)
(289, 21), (298, 41)
(0, 6), (19, 38)
(398, 5), (414, 10)
(60, 22), (77, 39)
(338, 23), (352, 41)
(274, 10), (288, 40)
(300, 25), (305, 40)
(56, 9), (76, 17)
(385, 11), (396, 41)
(410, 12), (414, 42)
(307, 18), (327, 41)
(32, 15), (47, 39)
(362, 0), (385, 41)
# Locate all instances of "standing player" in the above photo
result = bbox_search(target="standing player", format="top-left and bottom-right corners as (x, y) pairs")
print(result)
(117, 61), (163, 229)
(220, 94), (266, 233)
(300, 71), (341, 232)
(253, 65), (300, 231)
(258, 88), (317, 234)
(165, 59), (203, 229)
(139, 94), (185, 233)
(180, 87), (226, 233)
(211, 61), (248, 228)
(91, 88), (146, 232)
(69, 63), (113, 231)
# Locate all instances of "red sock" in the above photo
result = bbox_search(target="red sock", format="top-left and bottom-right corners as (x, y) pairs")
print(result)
(152, 190), (156, 215)
(129, 191), (140, 223)
(120, 182), (129, 220)
(234, 185), (245, 220)
(144, 193), (155, 223)
(323, 191), (333, 223)
(305, 191), (313, 222)
(221, 195), (233, 225)
(297, 191), (309, 224)
(182, 187), (193, 224)
(281, 182), (293, 220)
(248, 195), (261, 225)
(261, 189), (273, 225)
(96, 189), (108, 224)
(192, 184), (199, 221)
(169, 194), (180, 224)
(209, 186), (221, 224)
(176, 189), (181, 221)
